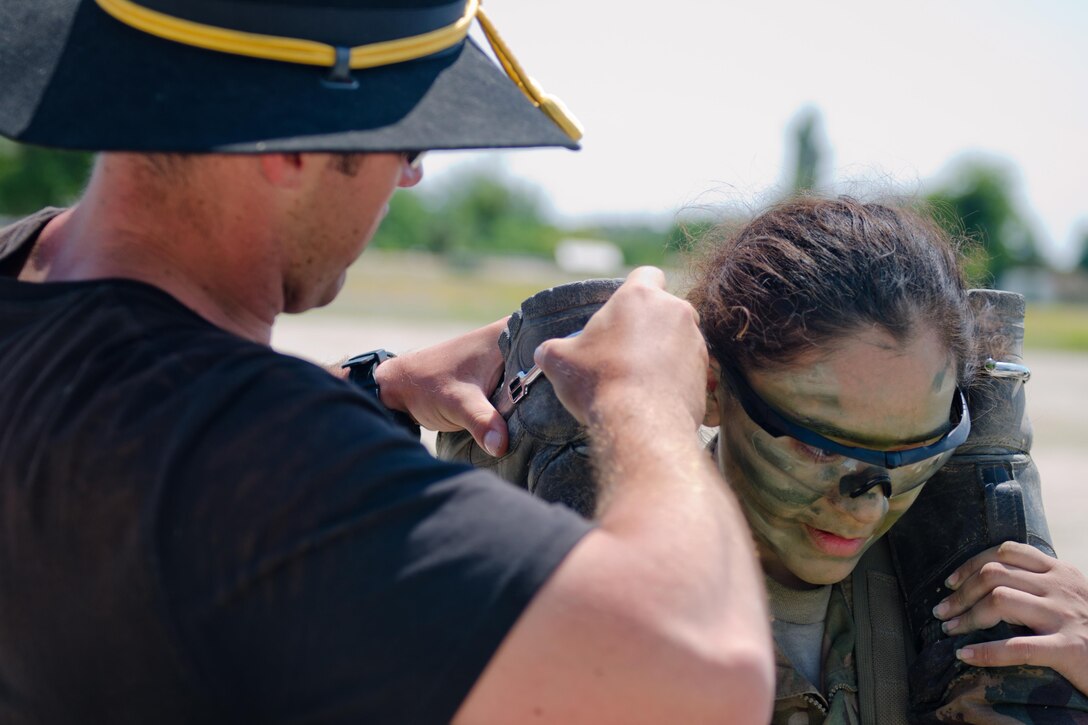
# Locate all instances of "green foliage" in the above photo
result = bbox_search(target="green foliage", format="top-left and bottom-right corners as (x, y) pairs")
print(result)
(370, 169), (693, 268)
(439, 172), (558, 258)
(0, 141), (93, 214)
(573, 216), (716, 268)
(370, 191), (436, 252)
(1077, 229), (1088, 272)
(572, 223), (663, 267)
(788, 108), (825, 194)
(371, 171), (561, 263)
(925, 160), (1043, 285)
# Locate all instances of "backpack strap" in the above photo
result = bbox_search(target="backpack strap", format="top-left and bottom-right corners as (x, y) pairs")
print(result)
(852, 537), (915, 724)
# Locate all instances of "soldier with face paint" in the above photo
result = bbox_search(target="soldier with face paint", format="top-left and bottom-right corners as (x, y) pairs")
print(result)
(688, 196), (1088, 724)
(440, 195), (1088, 723)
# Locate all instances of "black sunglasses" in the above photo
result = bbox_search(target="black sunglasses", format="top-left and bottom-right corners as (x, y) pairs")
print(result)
(724, 369), (971, 470)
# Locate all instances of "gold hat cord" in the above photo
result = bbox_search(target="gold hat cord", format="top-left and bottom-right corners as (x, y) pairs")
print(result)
(94, 0), (582, 141)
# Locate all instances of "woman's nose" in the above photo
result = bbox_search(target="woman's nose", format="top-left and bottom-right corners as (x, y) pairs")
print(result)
(831, 471), (891, 525)
(839, 471), (892, 498)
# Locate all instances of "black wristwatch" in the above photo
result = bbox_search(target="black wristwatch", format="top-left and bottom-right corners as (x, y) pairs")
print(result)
(342, 349), (421, 437)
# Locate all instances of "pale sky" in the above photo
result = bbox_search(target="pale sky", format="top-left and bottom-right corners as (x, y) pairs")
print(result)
(423, 0), (1087, 267)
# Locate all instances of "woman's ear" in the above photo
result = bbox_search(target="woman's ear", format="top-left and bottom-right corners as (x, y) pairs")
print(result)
(703, 359), (722, 427)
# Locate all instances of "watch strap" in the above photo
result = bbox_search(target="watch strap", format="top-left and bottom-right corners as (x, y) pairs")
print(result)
(342, 349), (421, 437)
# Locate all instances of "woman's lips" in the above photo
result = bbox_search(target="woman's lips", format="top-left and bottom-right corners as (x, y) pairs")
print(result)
(803, 524), (868, 557)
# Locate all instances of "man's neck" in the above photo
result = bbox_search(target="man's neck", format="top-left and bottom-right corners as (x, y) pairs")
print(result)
(23, 156), (285, 344)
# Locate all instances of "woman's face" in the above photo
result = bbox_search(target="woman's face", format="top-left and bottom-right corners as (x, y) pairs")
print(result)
(712, 326), (959, 589)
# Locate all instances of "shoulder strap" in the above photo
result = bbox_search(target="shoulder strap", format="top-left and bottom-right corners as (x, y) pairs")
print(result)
(0, 207), (64, 276)
(851, 537), (914, 724)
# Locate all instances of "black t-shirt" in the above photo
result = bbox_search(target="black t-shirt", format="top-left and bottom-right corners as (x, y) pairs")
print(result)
(0, 211), (592, 724)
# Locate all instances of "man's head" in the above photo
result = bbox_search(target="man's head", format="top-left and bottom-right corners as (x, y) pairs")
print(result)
(1, 1), (583, 329)
(275, 151), (424, 311)
(0, 0), (580, 155)
(78, 148), (422, 314)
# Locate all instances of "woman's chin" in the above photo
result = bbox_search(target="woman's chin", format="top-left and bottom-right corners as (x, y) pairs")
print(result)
(759, 531), (864, 588)
(775, 553), (860, 588)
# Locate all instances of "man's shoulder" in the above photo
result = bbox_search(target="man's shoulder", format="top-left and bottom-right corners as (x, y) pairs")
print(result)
(1, 267), (421, 489)
(0, 207), (64, 261)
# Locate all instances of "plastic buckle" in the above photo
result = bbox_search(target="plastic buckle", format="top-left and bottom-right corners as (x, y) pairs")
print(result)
(322, 47), (359, 90)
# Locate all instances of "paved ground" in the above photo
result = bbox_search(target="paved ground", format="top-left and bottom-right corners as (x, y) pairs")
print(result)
(273, 314), (1088, 575)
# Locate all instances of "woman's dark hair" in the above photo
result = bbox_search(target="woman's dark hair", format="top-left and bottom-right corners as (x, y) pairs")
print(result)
(687, 196), (976, 384)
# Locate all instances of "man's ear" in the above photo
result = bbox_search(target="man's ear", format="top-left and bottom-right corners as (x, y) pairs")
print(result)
(703, 358), (722, 427)
(256, 153), (307, 189)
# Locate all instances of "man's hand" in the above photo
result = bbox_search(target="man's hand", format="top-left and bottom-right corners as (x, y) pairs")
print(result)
(934, 541), (1088, 694)
(453, 267), (774, 724)
(373, 318), (509, 456)
(533, 266), (709, 434)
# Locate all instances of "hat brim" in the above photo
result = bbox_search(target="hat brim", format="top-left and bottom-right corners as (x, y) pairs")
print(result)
(0, 0), (578, 153)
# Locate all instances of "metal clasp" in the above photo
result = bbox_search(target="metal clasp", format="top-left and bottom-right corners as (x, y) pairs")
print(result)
(508, 366), (544, 406)
(983, 358), (1031, 382)
(505, 329), (584, 410)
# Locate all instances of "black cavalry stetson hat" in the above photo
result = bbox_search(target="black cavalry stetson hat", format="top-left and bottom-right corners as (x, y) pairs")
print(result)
(0, 0), (581, 153)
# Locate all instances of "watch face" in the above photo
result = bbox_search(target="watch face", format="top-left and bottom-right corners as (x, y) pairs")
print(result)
(344, 349), (399, 397)
(343, 349), (394, 372)
(340, 350), (419, 437)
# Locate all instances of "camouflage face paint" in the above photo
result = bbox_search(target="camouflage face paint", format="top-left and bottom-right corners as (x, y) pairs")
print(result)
(713, 328), (959, 589)
(719, 402), (932, 588)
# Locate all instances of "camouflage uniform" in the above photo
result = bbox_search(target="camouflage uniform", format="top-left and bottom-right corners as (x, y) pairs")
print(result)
(910, 626), (1088, 724)
(771, 583), (860, 725)
(889, 290), (1088, 724)
(771, 566), (1088, 724)
(770, 566), (1088, 718)
(437, 283), (1088, 724)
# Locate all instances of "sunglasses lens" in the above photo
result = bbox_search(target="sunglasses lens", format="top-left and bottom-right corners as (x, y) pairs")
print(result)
(776, 439), (951, 499)
(405, 151), (426, 170)
(892, 450), (955, 493)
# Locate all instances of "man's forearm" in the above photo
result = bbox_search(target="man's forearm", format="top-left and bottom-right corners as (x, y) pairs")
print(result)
(593, 415), (764, 598)
(592, 409), (772, 676)
(453, 269), (775, 723)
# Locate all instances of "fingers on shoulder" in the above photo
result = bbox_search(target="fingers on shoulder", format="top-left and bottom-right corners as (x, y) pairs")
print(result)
(973, 559), (1048, 597)
(994, 541), (1058, 573)
(942, 561), (1042, 620)
(957, 632), (1067, 669)
(950, 543), (1037, 589)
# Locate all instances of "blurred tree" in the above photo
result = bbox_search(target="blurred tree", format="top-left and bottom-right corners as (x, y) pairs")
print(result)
(372, 170), (562, 264)
(926, 160), (1043, 285)
(1077, 229), (1088, 272)
(369, 191), (437, 253)
(439, 172), (558, 258)
(576, 222), (664, 267)
(368, 167), (706, 268)
(0, 141), (93, 214)
(572, 212), (720, 269)
(787, 107), (827, 194)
